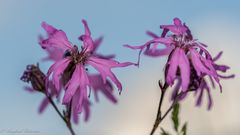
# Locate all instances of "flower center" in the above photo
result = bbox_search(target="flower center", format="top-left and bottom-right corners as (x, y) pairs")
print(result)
(173, 34), (195, 48)
(65, 45), (90, 65)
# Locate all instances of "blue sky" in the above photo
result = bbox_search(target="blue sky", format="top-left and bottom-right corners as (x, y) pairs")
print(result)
(0, 0), (240, 135)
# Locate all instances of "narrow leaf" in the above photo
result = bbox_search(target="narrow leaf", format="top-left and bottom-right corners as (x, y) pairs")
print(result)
(160, 128), (170, 135)
(181, 122), (187, 135)
(171, 103), (180, 132)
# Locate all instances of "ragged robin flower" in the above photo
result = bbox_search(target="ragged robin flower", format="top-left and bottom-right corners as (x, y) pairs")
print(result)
(39, 35), (118, 123)
(39, 19), (134, 117)
(125, 18), (234, 109)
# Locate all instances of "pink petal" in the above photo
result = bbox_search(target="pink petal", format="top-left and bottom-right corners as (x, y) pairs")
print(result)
(178, 49), (190, 91)
(42, 47), (64, 62)
(209, 75), (216, 88)
(214, 64), (230, 72)
(42, 21), (57, 34)
(88, 74), (117, 103)
(77, 86), (88, 113)
(173, 18), (182, 25)
(52, 59), (71, 91)
(93, 54), (116, 60)
(48, 80), (59, 96)
(190, 49), (222, 91)
(200, 56), (221, 90)
(124, 38), (173, 50)
(171, 78), (189, 101)
(63, 65), (89, 106)
(63, 66), (81, 103)
(124, 44), (145, 66)
(161, 28), (170, 38)
(38, 98), (49, 114)
(193, 43), (212, 59)
(213, 51), (223, 61)
(71, 90), (85, 121)
(217, 74), (235, 79)
(82, 99), (91, 122)
(91, 37), (116, 59)
(24, 86), (35, 93)
(166, 48), (180, 86)
(46, 58), (71, 92)
(79, 36), (94, 53)
(160, 18), (188, 35)
(72, 97), (91, 124)
(206, 85), (213, 110)
(78, 20), (95, 52)
(166, 48), (190, 91)
(124, 44), (145, 50)
(171, 78), (181, 100)
(124, 37), (173, 65)
(189, 49), (212, 76)
(146, 30), (159, 38)
(144, 46), (173, 57)
(82, 19), (91, 36)
(40, 22), (72, 50)
(92, 36), (103, 52)
(196, 84), (204, 107)
(88, 57), (133, 91)
(71, 90), (80, 124)
(196, 80), (213, 110)
(72, 109), (79, 124)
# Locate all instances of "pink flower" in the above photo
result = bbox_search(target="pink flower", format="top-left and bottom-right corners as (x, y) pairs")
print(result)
(39, 32), (119, 124)
(40, 35), (118, 104)
(39, 20), (134, 117)
(126, 18), (234, 109)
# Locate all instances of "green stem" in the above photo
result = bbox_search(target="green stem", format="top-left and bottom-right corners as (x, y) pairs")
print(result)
(46, 95), (76, 135)
(150, 82), (195, 135)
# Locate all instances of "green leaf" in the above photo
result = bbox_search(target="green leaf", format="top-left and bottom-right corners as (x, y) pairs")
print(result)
(181, 122), (187, 135)
(160, 128), (170, 135)
(171, 103), (180, 132)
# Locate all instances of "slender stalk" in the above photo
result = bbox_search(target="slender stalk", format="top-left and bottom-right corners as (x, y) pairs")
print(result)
(150, 82), (195, 135)
(21, 64), (76, 135)
(46, 95), (76, 135)
(150, 81), (168, 135)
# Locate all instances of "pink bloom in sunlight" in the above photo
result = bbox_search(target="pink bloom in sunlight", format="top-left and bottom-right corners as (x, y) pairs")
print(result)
(125, 18), (234, 109)
(39, 32), (118, 124)
(40, 34), (118, 104)
(39, 19), (134, 121)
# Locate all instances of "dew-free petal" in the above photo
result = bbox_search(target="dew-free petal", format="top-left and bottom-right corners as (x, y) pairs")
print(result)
(40, 22), (72, 50)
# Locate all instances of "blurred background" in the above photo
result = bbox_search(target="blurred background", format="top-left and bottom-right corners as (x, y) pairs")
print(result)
(0, 0), (239, 134)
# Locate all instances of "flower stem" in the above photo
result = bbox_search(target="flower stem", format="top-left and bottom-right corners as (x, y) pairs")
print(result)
(46, 95), (76, 135)
(150, 81), (194, 135)
(150, 81), (168, 135)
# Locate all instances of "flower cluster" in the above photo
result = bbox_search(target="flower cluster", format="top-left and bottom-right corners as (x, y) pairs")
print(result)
(20, 17), (235, 135)
(125, 18), (234, 109)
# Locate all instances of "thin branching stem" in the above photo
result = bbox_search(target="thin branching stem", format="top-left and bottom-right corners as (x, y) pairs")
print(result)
(150, 82), (196, 135)
(46, 94), (76, 135)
